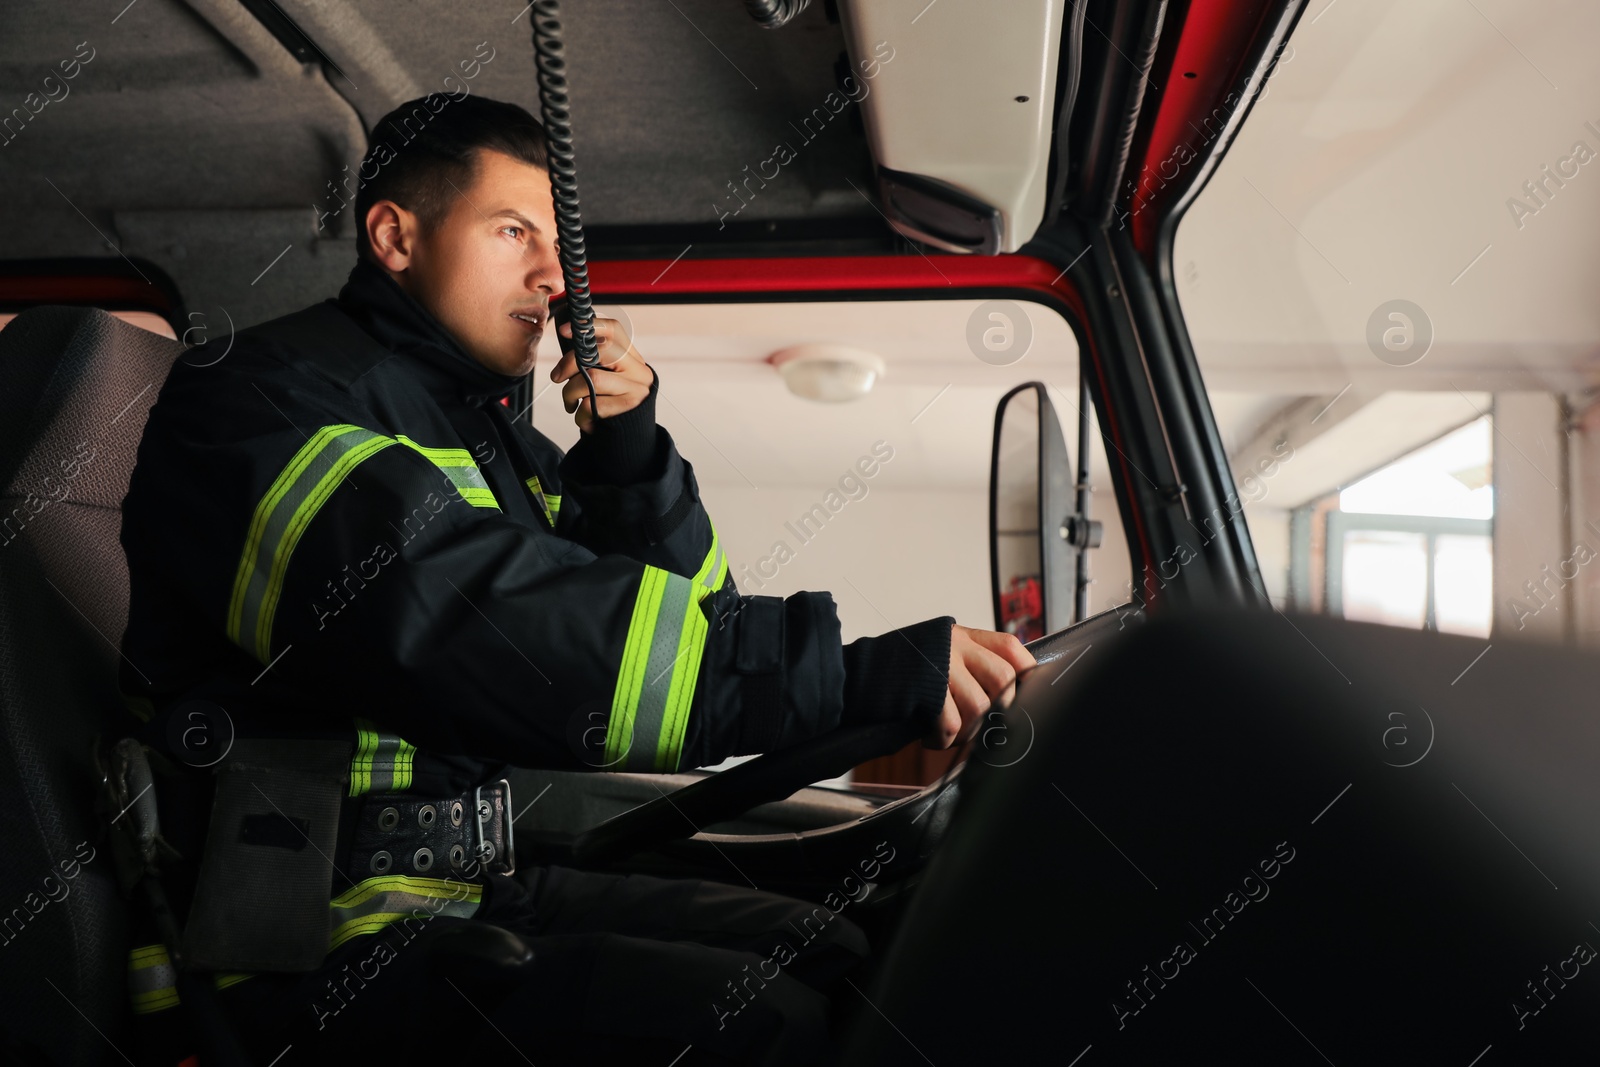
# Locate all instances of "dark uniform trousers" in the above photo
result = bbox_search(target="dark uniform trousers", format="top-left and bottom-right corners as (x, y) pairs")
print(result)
(216, 863), (870, 1066)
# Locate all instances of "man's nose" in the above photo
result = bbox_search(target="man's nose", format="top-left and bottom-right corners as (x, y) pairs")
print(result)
(530, 242), (562, 295)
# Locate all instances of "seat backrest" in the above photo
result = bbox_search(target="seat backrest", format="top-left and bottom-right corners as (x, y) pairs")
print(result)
(0, 307), (181, 1063)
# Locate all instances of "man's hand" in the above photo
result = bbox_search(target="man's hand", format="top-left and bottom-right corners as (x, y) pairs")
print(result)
(925, 625), (1036, 749)
(550, 316), (654, 432)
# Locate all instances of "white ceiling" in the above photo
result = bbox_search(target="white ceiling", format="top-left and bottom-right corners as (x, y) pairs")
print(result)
(1177, 0), (1600, 504)
(526, 298), (1097, 493)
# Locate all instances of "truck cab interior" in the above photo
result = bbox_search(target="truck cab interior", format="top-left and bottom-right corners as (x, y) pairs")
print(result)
(5, 0), (1600, 1063)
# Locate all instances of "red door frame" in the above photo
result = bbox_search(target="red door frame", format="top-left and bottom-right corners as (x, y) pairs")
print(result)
(586, 253), (1156, 592)
(582, 253), (1154, 788)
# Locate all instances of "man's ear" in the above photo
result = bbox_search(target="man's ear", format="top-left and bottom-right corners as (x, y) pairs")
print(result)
(366, 200), (417, 273)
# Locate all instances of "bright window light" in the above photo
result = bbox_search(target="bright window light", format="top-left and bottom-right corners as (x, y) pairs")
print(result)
(1339, 417), (1492, 519)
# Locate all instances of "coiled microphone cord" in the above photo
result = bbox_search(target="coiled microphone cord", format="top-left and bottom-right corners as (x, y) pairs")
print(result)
(743, 0), (812, 29)
(532, 0), (600, 420)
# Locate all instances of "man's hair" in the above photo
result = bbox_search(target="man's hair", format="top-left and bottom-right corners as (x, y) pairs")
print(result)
(355, 94), (548, 261)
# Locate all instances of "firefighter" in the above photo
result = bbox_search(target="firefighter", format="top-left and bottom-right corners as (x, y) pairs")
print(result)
(117, 94), (1035, 1065)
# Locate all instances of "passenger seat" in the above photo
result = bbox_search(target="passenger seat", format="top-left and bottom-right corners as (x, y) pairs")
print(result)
(0, 307), (181, 1063)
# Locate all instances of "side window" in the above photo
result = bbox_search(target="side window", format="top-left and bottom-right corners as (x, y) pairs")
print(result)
(530, 297), (1130, 641)
(1175, 9), (1587, 643)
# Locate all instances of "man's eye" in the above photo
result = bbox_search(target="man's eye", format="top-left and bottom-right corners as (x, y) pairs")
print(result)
(501, 225), (523, 240)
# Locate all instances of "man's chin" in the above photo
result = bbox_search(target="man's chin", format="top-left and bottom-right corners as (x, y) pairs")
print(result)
(484, 342), (539, 379)
(511, 346), (539, 377)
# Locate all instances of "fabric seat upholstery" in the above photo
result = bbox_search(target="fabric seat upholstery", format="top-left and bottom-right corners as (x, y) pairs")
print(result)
(0, 306), (181, 1063)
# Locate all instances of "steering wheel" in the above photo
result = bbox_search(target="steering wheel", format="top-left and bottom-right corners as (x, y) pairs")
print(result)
(572, 717), (924, 866)
(571, 627), (1085, 867)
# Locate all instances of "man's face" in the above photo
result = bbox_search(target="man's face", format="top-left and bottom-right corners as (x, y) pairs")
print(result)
(384, 148), (562, 377)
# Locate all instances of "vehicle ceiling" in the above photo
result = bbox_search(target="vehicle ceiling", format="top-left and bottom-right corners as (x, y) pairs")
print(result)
(1, 0), (881, 325)
(3, 0), (1108, 486)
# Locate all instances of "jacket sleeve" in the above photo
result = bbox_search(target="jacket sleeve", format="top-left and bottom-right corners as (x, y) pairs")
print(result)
(126, 352), (949, 773)
(530, 370), (955, 760)
(547, 370), (734, 605)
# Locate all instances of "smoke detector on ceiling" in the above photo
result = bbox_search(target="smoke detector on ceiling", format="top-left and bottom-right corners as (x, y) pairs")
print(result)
(768, 344), (886, 403)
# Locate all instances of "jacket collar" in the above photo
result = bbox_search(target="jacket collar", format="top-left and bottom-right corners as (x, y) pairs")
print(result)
(337, 258), (524, 406)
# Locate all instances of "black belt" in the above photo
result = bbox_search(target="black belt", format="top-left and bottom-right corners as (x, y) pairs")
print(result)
(345, 778), (515, 881)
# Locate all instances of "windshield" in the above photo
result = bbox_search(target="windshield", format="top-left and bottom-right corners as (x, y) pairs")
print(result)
(1176, 0), (1596, 641)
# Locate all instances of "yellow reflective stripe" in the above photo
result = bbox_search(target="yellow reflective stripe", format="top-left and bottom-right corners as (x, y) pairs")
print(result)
(128, 942), (178, 1012)
(228, 423), (347, 643)
(690, 523), (728, 603)
(229, 426), (510, 663)
(228, 425), (394, 663)
(397, 435), (500, 511)
(127, 944), (253, 1015)
(128, 878), (477, 1014)
(607, 567), (665, 768)
(328, 875), (482, 951)
(524, 476), (548, 525)
(525, 475), (560, 528)
(393, 436), (465, 465)
(350, 726), (376, 796)
(132, 987), (182, 1015)
(456, 486), (501, 509)
(349, 719), (417, 797)
(394, 737), (416, 790)
(607, 566), (709, 772)
(128, 944), (169, 965)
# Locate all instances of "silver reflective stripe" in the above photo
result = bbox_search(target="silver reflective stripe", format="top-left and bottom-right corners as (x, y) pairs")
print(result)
(128, 946), (180, 1014)
(447, 462), (494, 496)
(689, 523), (728, 603)
(697, 539), (726, 601)
(127, 945), (253, 1015)
(366, 733), (407, 793)
(622, 571), (694, 771)
(127, 958), (177, 996)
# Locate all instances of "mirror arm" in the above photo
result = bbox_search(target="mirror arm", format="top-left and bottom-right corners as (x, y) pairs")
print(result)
(1070, 368), (1098, 622)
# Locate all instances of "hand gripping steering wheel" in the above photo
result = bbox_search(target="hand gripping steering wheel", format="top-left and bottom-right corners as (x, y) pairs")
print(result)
(571, 630), (1073, 866)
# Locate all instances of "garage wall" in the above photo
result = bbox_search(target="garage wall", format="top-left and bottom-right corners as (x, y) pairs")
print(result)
(1492, 393), (1567, 642)
(1567, 397), (1600, 647)
(1243, 505), (1292, 609)
(700, 484), (1131, 642)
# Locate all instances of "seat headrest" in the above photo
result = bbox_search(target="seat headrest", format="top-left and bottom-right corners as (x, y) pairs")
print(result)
(0, 306), (184, 509)
(0, 306), (184, 649)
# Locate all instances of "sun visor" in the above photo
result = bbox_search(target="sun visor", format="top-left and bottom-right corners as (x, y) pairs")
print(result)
(839, 0), (1067, 254)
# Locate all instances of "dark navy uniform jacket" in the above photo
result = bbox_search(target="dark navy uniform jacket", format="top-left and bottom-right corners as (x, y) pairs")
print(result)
(118, 258), (952, 801)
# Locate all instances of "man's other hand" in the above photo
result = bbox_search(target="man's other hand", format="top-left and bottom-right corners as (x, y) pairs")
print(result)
(551, 316), (653, 432)
(926, 625), (1036, 749)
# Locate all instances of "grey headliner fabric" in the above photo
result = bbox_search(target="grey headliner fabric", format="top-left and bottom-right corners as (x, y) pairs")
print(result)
(246, 0), (877, 227)
(1, 0), (880, 338)
(0, 0), (875, 238)
(0, 307), (181, 1061)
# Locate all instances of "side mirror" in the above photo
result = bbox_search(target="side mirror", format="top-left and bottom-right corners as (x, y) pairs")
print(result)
(989, 382), (1100, 638)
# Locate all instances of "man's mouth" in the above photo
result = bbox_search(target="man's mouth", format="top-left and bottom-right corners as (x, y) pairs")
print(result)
(510, 308), (546, 333)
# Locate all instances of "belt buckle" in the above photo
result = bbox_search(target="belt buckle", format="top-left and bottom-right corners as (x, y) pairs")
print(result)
(473, 778), (515, 877)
